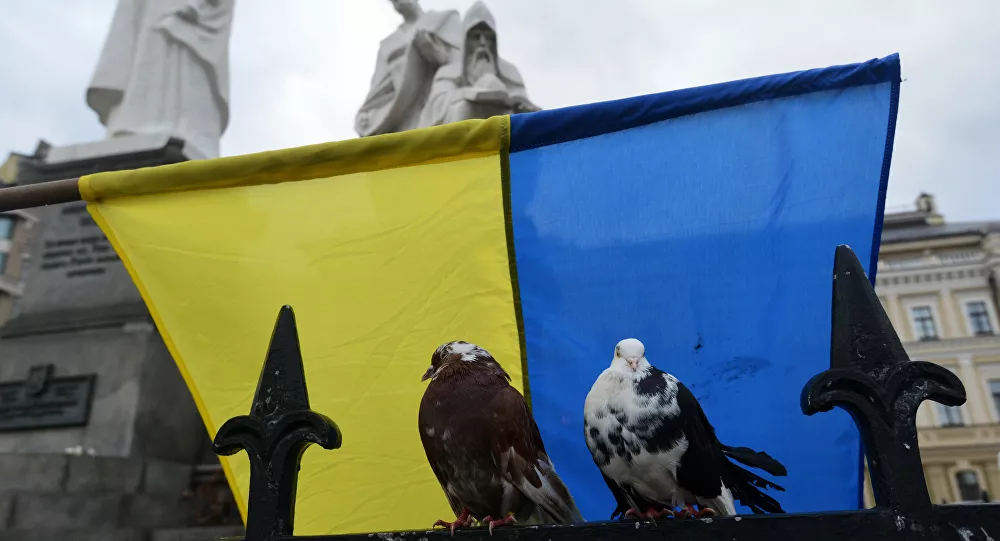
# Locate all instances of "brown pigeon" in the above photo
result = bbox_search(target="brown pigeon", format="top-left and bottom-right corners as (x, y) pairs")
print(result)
(418, 341), (584, 534)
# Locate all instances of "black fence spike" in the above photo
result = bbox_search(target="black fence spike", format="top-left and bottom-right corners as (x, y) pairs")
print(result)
(828, 244), (908, 373)
(802, 245), (966, 516)
(251, 305), (312, 420)
(213, 305), (342, 541)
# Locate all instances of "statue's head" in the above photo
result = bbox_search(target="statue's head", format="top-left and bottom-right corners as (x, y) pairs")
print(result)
(462, 2), (499, 84)
(464, 23), (497, 84)
(389, 0), (421, 20)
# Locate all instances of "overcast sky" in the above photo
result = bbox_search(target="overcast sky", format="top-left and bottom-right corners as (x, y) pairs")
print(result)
(2, 1), (997, 219)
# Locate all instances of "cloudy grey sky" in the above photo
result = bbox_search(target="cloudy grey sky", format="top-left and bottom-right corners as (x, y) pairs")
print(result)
(2, 1), (997, 219)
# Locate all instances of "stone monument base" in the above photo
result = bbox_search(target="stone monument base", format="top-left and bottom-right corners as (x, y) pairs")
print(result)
(0, 135), (206, 462)
(0, 452), (242, 541)
(0, 321), (206, 462)
(0, 136), (239, 534)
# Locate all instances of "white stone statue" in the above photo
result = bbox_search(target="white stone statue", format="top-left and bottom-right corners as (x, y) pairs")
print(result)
(86, 0), (235, 160)
(418, 1), (539, 128)
(355, 0), (463, 137)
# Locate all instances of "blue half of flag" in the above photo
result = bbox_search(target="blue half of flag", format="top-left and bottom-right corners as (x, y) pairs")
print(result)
(507, 53), (900, 518)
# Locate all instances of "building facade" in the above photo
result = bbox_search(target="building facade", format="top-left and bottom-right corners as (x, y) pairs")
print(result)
(862, 193), (1000, 507)
(0, 210), (35, 326)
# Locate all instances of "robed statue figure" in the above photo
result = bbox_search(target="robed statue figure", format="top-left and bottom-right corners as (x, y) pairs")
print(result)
(86, 0), (234, 159)
(418, 2), (539, 128)
(355, 0), (463, 136)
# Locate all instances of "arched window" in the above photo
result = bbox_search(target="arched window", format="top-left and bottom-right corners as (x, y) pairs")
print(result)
(955, 470), (982, 502)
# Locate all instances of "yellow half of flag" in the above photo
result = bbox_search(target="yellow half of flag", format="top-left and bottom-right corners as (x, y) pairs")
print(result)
(80, 117), (524, 535)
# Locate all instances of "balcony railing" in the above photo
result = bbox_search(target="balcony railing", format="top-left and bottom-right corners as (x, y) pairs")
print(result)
(919, 423), (1000, 451)
(879, 250), (987, 271)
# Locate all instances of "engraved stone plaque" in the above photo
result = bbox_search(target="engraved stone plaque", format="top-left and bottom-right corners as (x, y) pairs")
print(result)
(0, 364), (96, 431)
(39, 203), (122, 279)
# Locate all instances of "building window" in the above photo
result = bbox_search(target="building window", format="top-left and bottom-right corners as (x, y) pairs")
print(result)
(956, 470), (982, 502)
(967, 301), (994, 335)
(989, 380), (1000, 419)
(911, 306), (939, 340)
(0, 252), (7, 275)
(936, 403), (964, 427)
(0, 216), (13, 240)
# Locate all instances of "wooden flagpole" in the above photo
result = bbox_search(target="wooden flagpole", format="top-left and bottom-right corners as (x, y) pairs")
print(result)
(0, 178), (82, 213)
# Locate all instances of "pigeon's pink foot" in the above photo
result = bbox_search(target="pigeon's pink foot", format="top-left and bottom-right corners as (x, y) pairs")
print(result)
(677, 505), (715, 519)
(481, 512), (517, 535)
(433, 508), (474, 536)
(624, 506), (674, 519)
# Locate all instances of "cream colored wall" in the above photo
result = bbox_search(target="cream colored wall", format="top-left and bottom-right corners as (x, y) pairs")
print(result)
(983, 460), (1000, 499)
(880, 293), (913, 342)
(925, 463), (950, 503)
(863, 469), (874, 508)
(865, 459), (1000, 506)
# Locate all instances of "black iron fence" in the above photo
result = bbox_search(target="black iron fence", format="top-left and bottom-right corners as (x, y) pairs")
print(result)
(209, 245), (1000, 541)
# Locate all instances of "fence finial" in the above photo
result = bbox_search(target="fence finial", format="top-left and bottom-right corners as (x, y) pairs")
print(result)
(802, 245), (966, 515)
(214, 305), (342, 541)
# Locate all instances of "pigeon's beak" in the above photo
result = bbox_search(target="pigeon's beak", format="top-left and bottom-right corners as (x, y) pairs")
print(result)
(626, 358), (639, 370)
(421, 366), (435, 382)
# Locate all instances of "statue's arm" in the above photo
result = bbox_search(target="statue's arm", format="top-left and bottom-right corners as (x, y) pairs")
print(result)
(507, 86), (540, 113)
(413, 29), (456, 67)
(176, 0), (223, 22)
(178, 3), (199, 21)
(495, 62), (538, 112)
(419, 76), (460, 128)
(464, 87), (511, 104)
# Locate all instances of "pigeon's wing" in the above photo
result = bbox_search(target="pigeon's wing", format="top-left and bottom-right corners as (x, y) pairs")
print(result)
(670, 376), (729, 500)
(487, 385), (584, 524)
(418, 395), (464, 516)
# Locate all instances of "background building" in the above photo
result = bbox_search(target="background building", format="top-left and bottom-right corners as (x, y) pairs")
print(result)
(0, 209), (36, 326)
(863, 193), (1000, 506)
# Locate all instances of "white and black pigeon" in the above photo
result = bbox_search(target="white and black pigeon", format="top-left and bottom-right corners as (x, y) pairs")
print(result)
(419, 341), (584, 535)
(583, 338), (787, 520)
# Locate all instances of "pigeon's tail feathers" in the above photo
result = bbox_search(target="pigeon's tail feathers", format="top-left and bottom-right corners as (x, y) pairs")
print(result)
(721, 458), (787, 514)
(508, 452), (584, 525)
(535, 457), (586, 524)
(718, 443), (788, 514)
(489, 384), (582, 524)
(720, 445), (787, 477)
(700, 486), (737, 516)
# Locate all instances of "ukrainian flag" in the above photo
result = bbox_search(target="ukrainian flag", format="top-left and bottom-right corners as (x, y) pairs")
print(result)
(81, 54), (900, 535)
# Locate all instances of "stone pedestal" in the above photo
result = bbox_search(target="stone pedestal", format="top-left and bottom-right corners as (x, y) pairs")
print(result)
(0, 135), (210, 464)
(0, 453), (243, 540)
